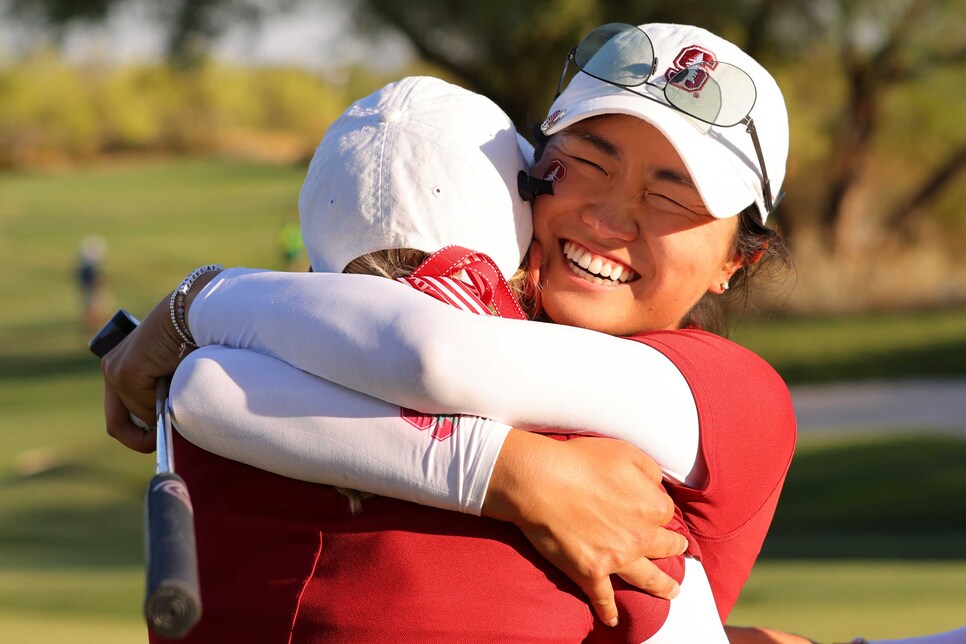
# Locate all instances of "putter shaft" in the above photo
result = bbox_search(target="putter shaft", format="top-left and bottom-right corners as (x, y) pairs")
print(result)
(155, 378), (173, 475)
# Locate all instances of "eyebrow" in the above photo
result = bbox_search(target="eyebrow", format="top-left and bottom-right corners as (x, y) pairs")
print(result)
(564, 129), (622, 161)
(653, 167), (698, 191)
(562, 127), (698, 191)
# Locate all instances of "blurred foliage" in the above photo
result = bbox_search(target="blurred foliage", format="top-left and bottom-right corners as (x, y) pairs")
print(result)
(7, 0), (279, 67)
(2, 0), (964, 310)
(354, 0), (965, 249)
(0, 53), (394, 166)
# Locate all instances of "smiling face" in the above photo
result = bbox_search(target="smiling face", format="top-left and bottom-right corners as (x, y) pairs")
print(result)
(530, 114), (743, 336)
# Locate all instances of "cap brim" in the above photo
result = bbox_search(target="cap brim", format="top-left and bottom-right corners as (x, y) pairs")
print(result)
(544, 77), (762, 218)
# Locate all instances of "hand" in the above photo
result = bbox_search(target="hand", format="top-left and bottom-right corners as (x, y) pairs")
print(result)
(483, 432), (688, 627)
(103, 379), (157, 453)
(101, 293), (185, 451)
(101, 269), (222, 452)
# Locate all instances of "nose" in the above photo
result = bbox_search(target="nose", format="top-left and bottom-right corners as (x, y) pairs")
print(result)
(580, 202), (638, 241)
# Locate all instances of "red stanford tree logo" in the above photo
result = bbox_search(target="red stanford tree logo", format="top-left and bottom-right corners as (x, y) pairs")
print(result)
(665, 45), (718, 94)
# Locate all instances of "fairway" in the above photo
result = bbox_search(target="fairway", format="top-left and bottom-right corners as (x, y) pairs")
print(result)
(1, 561), (964, 643)
(2, 159), (965, 643)
(730, 560), (966, 641)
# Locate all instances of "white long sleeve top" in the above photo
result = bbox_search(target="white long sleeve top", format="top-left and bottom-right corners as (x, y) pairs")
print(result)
(172, 268), (702, 516)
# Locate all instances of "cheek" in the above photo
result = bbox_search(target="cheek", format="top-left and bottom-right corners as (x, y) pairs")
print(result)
(528, 239), (545, 273)
(663, 228), (734, 286)
(530, 198), (553, 240)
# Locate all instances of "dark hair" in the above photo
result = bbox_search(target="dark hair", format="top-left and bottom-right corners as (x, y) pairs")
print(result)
(531, 124), (792, 335)
(531, 125), (551, 163)
(682, 205), (792, 335)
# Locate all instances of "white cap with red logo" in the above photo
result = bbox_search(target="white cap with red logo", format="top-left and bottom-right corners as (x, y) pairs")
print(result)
(541, 23), (789, 223)
(300, 76), (533, 276)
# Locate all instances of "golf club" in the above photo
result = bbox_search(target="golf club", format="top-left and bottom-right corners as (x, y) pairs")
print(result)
(90, 309), (202, 639)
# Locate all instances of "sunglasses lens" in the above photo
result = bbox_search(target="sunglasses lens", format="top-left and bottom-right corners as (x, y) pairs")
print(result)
(665, 62), (756, 127)
(574, 23), (655, 87)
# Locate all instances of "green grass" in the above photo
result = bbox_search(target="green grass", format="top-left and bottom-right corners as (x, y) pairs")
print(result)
(731, 309), (966, 384)
(1, 158), (965, 642)
(764, 435), (966, 559)
(729, 561), (966, 641)
(724, 434), (966, 640)
(0, 158), (304, 643)
(0, 157), (306, 356)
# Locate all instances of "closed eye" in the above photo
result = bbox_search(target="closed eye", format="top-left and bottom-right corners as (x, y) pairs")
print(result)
(645, 191), (699, 215)
(572, 156), (608, 176)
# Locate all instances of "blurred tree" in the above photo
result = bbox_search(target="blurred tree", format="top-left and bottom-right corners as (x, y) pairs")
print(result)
(355, 0), (964, 252)
(7, 0), (964, 264)
(797, 0), (965, 250)
(353, 0), (805, 134)
(6, 0), (288, 67)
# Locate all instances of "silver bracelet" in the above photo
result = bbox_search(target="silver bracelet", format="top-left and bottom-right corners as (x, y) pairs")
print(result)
(168, 264), (222, 350)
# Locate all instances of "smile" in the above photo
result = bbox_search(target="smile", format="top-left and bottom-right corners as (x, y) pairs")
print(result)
(562, 240), (639, 286)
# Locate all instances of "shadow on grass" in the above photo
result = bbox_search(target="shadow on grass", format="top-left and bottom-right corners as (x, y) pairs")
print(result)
(0, 317), (101, 380)
(0, 463), (145, 570)
(761, 435), (966, 559)
(775, 336), (966, 384)
(0, 352), (99, 380)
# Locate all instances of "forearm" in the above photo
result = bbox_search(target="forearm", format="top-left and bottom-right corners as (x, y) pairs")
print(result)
(188, 269), (700, 483)
(725, 626), (817, 644)
(169, 345), (510, 514)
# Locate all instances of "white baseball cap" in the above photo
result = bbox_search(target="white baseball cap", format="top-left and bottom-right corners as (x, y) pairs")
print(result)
(299, 76), (533, 277)
(541, 23), (789, 222)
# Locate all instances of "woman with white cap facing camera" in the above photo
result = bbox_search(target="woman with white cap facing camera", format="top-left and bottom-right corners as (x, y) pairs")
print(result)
(103, 22), (798, 643)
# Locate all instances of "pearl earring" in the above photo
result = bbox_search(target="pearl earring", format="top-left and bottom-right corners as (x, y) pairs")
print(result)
(721, 281), (730, 291)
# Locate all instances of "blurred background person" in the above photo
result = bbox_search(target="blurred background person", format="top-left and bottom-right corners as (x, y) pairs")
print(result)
(75, 233), (111, 335)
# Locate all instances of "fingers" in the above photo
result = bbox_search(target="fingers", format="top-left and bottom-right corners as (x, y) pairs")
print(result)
(647, 526), (689, 560)
(616, 557), (681, 600)
(577, 575), (619, 628)
(101, 348), (156, 423)
(632, 449), (665, 482)
(104, 382), (156, 454)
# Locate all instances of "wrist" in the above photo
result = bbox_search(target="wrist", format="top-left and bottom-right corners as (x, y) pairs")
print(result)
(169, 265), (222, 350)
(182, 267), (221, 324)
(482, 429), (556, 526)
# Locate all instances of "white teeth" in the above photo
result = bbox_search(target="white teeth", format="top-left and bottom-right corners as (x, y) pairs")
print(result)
(562, 240), (637, 285)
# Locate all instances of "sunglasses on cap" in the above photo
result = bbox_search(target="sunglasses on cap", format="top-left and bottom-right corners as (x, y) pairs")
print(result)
(554, 23), (782, 215)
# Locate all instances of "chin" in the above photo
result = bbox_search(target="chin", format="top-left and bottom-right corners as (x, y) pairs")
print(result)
(542, 297), (628, 335)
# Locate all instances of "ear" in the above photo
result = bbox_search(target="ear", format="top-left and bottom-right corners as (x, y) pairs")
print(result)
(708, 256), (743, 295)
(747, 244), (768, 266)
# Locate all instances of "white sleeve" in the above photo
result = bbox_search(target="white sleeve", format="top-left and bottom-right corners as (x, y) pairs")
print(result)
(190, 269), (701, 485)
(169, 345), (510, 515)
(644, 558), (727, 643)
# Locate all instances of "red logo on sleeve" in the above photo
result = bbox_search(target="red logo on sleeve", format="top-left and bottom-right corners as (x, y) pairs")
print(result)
(401, 408), (458, 441)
